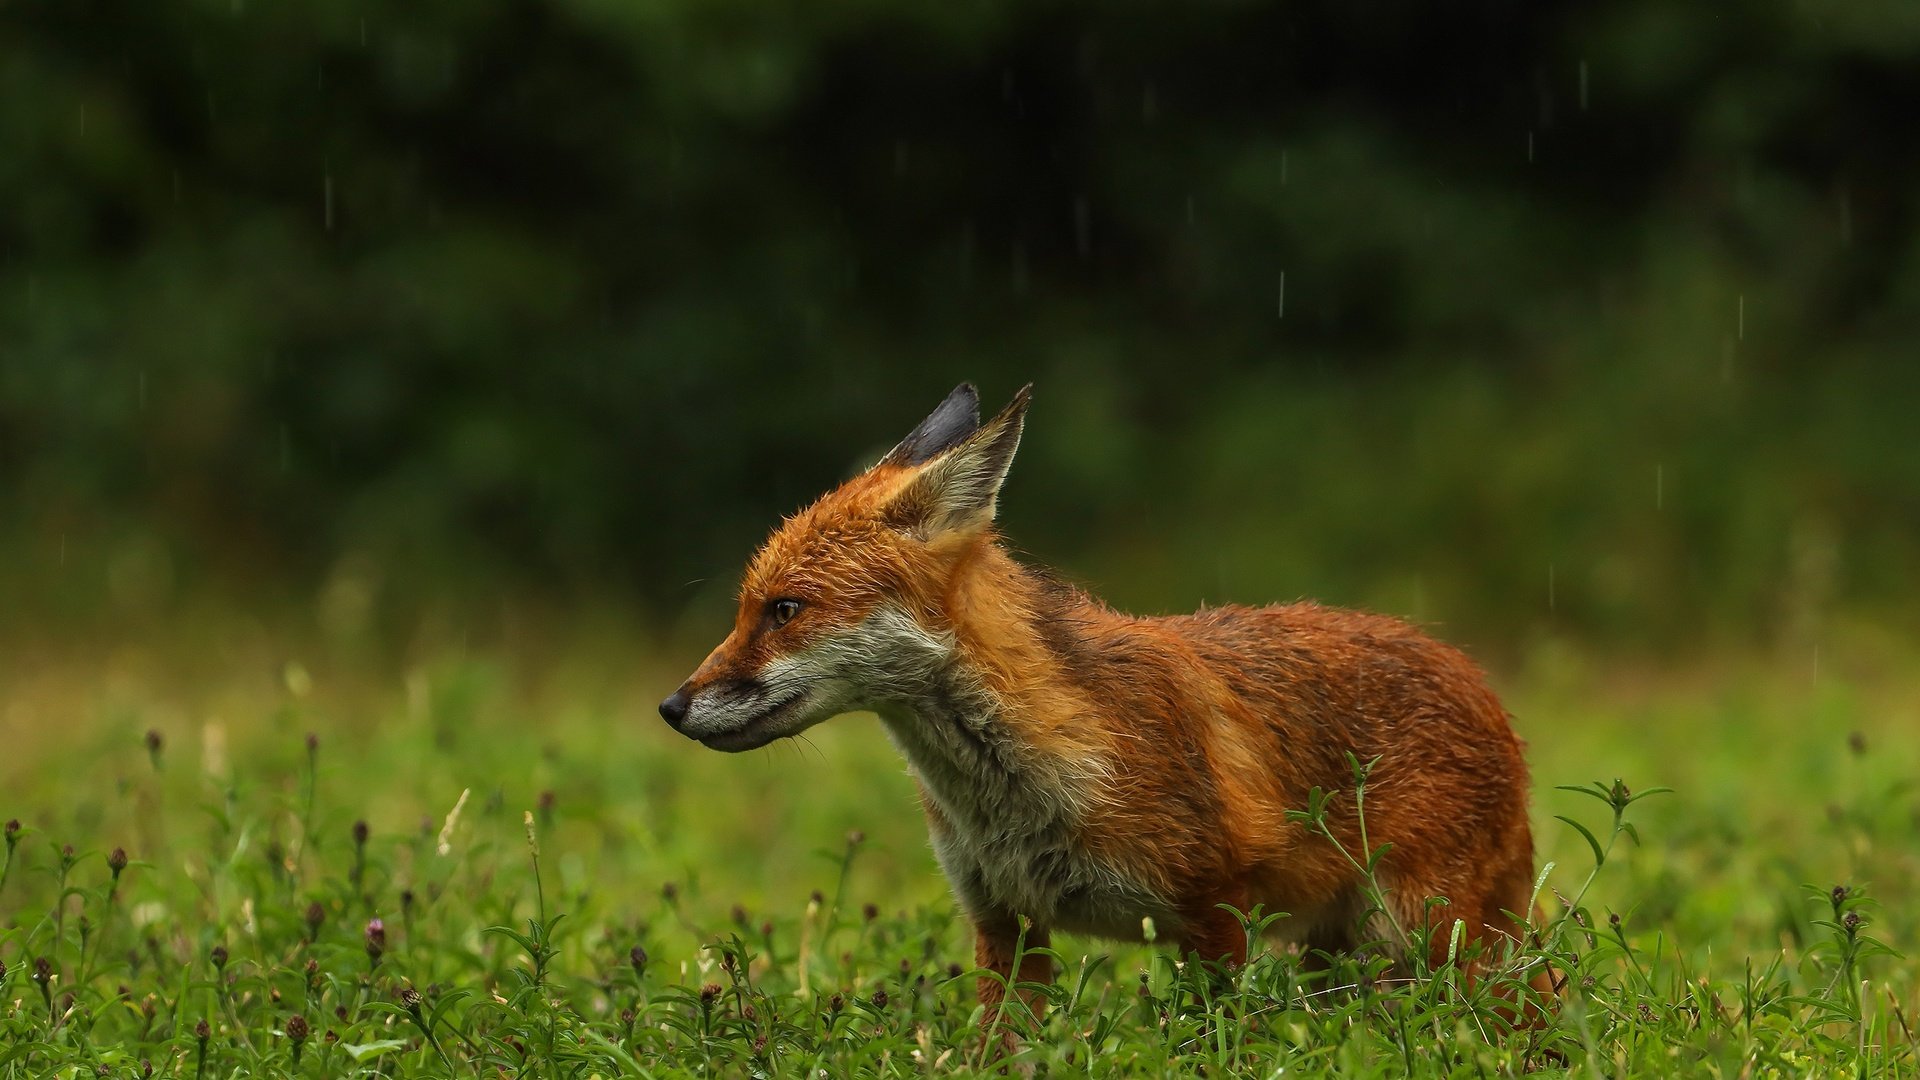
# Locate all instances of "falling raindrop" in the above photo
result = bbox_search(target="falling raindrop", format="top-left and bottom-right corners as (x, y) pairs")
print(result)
(1276, 273), (1286, 319)
(1547, 563), (1556, 613)
(1527, 130), (1535, 163)
(1578, 60), (1589, 111)
(1838, 185), (1853, 246)
(1737, 295), (1745, 340)
(324, 170), (334, 231)
(1280, 150), (1289, 186)
(1655, 465), (1664, 510)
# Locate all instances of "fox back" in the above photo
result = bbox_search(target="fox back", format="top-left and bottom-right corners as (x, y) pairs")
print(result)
(662, 383), (1543, 1013)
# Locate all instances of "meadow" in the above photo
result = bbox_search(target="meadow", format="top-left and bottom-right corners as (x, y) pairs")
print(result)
(1, 614), (1913, 1078)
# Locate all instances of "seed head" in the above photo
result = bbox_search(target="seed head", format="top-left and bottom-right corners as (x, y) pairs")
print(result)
(699, 983), (722, 1006)
(107, 847), (128, 875)
(399, 986), (423, 1010)
(872, 989), (889, 1010)
(194, 1018), (210, 1041)
(285, 1014), (309, 1041)
(209, 945), (228, 970)
(305, 901), (325, 936)
(862, 903), (879, 922)
(352, 820), (369, 847)
(32, 957), (52, 984)
(629, 945), (648, 975)
(828, 993), (844, 1013)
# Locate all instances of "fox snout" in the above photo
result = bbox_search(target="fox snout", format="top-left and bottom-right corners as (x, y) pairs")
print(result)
(657, 688), (693, 730)
(658, 674), (819, 753)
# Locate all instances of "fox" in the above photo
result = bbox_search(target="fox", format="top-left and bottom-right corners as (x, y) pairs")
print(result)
(660, 382), (1547, 1022)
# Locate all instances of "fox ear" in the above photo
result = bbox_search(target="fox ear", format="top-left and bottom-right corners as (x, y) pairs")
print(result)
(882, 383), (981, 467)
(884, 384), (1031, 537)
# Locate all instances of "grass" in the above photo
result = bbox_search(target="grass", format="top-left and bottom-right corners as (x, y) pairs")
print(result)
(0, 629), (1915, 1077)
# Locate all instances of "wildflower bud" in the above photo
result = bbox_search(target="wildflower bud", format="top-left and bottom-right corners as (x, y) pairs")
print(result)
(862, 903), (879, 922)
(1832, 884), (1849, 906)
(899, 958), (911, 977)
(194, 1018), (210, 1041)
(760, 920), (774, 939)
(847, 830), (865, 847)
(946, 962), (963, 979)
(828, 993), (844, 1013)
(0, 959), (6, 982)
(285, 1014), (309, 1042)
(352, 820), (369, 847)
(144, 729), (164, 757)
(3, 819), (18, 845)
(140, 1060), (153, 1079)
(538, 789), (556, 816)
(661, 882), (678, 902)
(61, 843), (76, 864)
(753, 1034), (769, 1055)
(810, 890), (824, 905)
(32, 957), (52, 984)
(731, 903), (749, 927)
(523, 810), (538, 859)
(305, 732), (319, 755)
(305, 901), (325, 937)
(365, 918), (386, 962)
(400, 889), (415, 914)
(699, 983), (722, 1006)
(108, 847), (128, 876)
(619, 1008), (636, 1025)
(209, 945), (228, 970)
(872, 989), (889, 1010)
(1608, 912), (1621, 928)
(629, 945), (648, 975)
(399, 986), (423, 1011)
(1844, 911), (1863, 933)
(1848, 731), (1867, 756)
(324, 1029), (338, 1043)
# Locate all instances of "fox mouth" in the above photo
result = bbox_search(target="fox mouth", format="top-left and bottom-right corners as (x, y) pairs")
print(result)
(697, 691), (810, 752)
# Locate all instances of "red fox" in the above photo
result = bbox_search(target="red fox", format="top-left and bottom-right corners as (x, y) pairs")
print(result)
(661, 383), (1545, 1019)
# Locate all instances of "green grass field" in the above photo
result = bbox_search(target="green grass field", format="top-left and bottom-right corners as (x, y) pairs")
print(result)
(1, 628), (1914, 1077)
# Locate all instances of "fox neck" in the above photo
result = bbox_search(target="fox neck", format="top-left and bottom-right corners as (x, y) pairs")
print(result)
(865, 541), (1102, 840)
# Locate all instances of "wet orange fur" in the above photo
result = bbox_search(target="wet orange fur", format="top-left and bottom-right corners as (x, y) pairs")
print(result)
(673, 387), (1549, 1030)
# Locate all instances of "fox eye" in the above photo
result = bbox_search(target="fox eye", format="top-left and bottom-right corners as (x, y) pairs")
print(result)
(768, 599), (802, 628)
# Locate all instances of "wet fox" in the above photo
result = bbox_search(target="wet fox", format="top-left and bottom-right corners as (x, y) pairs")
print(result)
(661, 383), (1543, 1019)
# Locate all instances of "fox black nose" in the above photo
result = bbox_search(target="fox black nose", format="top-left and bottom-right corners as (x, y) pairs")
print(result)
(659, 688), (692, 730)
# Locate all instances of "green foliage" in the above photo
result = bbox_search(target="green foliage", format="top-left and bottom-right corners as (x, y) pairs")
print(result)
(2, 1), (1918, 653)
(0, 651), (1914, 1076)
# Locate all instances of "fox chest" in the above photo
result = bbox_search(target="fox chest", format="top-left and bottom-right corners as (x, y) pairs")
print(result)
(921, 810), (1170, 939)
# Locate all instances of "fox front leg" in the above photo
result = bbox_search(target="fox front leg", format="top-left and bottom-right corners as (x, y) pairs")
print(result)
(973, 916), (1054, 1031)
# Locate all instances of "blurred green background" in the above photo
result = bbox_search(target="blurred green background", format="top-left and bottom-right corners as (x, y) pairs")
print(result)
(6, 0), (1919, 670)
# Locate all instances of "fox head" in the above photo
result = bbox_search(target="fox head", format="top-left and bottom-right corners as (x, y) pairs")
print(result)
(660, 383), (1032, 751)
